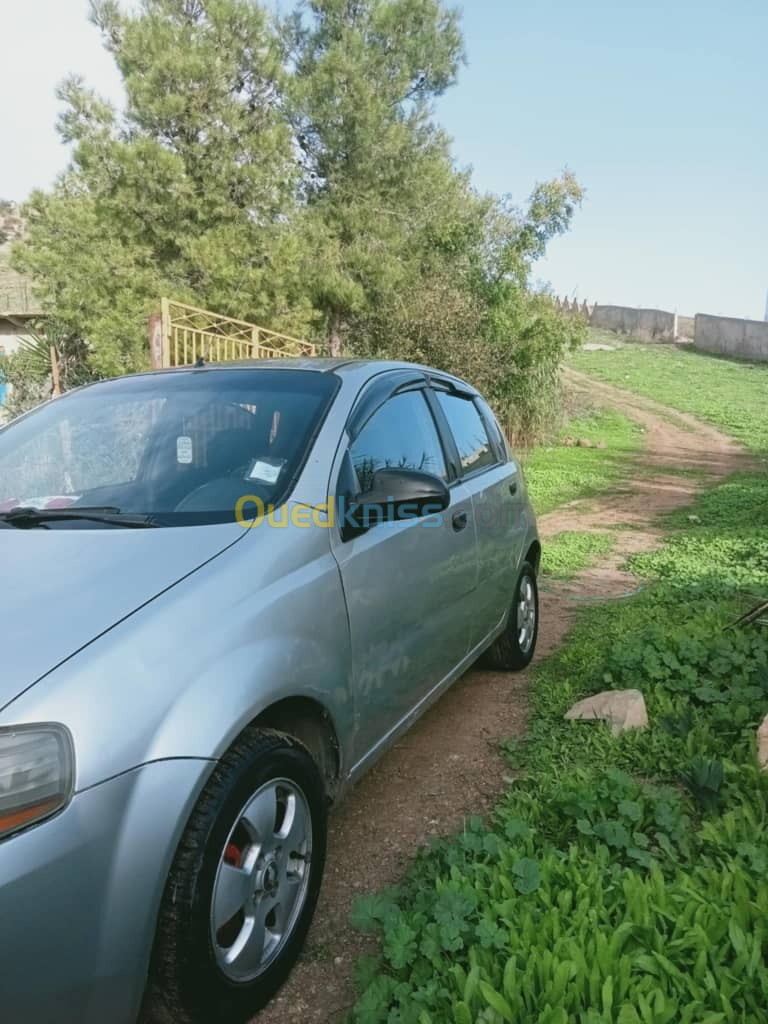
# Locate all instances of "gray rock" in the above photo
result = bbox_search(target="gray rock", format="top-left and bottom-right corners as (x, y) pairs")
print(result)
(565, 689), (648, 737)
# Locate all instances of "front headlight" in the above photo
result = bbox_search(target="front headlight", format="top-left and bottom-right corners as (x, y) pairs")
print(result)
(0, 725), (74, 840)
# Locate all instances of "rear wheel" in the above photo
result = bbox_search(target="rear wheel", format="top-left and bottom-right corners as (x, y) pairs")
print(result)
(143, 728), (327, 1024)
(483, 560), (539, 671)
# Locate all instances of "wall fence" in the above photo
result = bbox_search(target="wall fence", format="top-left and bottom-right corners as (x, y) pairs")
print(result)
(555, 297), (768, 362)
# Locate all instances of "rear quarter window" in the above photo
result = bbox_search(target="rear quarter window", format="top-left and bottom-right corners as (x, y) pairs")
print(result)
(475, 395), (510, 462)
(435, 392), (497, 476)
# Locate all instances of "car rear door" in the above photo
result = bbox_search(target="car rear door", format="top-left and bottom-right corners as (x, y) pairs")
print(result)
(430, 383), (527, 650)
(330, 376), (477, 769)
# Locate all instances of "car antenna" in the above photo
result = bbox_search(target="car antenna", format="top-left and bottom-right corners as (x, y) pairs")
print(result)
(194, 355), (205, 368)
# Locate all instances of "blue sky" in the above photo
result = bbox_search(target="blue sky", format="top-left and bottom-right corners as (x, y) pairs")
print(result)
(2, 0), (766, 318)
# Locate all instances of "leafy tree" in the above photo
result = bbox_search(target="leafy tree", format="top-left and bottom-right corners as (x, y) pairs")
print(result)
(279, 3), (584, 430)
(14, 0), (311, 376)
(0, 200), (16, 245)
(470, 173), (587, 439)
(281, 0), (472, 355)
(337, 170), (586, 438)
(13, 0), (585, 438)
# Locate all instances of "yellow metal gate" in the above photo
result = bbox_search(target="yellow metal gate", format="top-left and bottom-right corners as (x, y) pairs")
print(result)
(149, 299), (316, 369)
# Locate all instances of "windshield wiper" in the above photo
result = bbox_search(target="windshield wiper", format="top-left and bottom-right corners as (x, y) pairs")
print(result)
(0, 506), (158, 529)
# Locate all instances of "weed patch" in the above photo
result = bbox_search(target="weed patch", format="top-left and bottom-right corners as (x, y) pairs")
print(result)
(541, 531), (615, 578)
(523, 410), (642, 515)
(629, 472), (768, 589)
(349, 470), (768, 1023)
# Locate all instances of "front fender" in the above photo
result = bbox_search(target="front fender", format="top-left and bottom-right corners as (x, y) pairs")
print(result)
(0, 524), (354, 791)
(0, 758), (212, 1024)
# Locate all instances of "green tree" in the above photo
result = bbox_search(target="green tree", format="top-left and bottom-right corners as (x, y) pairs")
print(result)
(13, 0), (312, 376)
(281, 2), (584, 431)
(469, 172), (587, 439)
(282, 0), (478, 355)
(13, 0), (585, 439)
(332, 169), (586, 438)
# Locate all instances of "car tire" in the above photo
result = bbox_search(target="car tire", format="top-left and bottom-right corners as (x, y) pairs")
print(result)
(142, 727), (327, 1024)
(482, 560), (539, 671)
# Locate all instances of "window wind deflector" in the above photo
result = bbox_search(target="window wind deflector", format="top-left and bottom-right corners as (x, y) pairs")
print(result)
(427, 374), (477, 398)
(347, 370), (428, 441)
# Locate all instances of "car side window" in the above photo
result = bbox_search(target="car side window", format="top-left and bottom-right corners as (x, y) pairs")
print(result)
(349, 391), (447, 493)
(435, 392), (497, 476)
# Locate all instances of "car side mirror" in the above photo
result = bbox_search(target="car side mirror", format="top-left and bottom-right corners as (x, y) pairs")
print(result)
(345, 468), (450, 537)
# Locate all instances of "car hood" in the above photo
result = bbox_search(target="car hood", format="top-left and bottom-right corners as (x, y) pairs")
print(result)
(0, 523), (246, 710)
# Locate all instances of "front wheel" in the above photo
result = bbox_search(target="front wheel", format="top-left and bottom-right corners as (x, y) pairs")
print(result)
(483, 560), (539, 671)
(143, 728), (327, 1024)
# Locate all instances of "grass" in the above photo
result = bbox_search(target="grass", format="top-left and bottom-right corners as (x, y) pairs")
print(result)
(627, 471), (768, 591)
(572, 332), (768, 454)
(541, 530), (616, 578)
(348, 469), (768, 1024)
(522, 409), (643, 515)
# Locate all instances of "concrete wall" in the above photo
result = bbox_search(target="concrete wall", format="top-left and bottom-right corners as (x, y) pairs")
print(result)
(694, 313), (768, 363)
(557, 295), (766, 359)
(590, 304), (677, 342)
(0, 320), (34, 357)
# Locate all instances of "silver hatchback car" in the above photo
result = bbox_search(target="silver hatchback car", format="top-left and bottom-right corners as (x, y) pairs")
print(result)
(0, 359), (540, 1024)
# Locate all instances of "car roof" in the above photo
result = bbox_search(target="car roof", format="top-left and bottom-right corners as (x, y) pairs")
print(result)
(104, 357), (478, 394)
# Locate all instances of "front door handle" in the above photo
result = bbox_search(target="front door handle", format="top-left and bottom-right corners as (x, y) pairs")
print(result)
(452, 510), (469, 532)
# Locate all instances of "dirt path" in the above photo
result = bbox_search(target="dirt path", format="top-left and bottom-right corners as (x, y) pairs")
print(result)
(257, 373), (752, 1024)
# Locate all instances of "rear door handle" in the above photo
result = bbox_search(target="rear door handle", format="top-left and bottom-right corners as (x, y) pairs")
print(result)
(509, 480), (518, 496)
(452, 510), (469, 532)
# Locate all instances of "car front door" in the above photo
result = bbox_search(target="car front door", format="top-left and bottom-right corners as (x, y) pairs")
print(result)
(330, 381), (477, 769)
(431, 385), (527, 650)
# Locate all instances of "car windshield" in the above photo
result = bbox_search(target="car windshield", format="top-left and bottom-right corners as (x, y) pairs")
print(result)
(0, 368), (338, 527)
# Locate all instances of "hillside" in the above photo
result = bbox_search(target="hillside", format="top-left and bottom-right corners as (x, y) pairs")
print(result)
(571, 329), (768, 454)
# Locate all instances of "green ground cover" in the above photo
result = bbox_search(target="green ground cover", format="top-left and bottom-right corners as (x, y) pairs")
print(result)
(540, 531), (616, 579)
(522, 410), (643, 516)
(349, 452), (768, 1024)
(572, 335), (768, 455)
(628, 473), (768, 591)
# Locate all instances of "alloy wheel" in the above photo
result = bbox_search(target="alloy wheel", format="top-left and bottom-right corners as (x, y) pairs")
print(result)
(210, 778), (312, 983)
(517, 574), (536, 654)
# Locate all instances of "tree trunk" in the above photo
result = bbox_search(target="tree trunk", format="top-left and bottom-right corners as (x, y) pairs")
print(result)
(328, 313), (343, 358)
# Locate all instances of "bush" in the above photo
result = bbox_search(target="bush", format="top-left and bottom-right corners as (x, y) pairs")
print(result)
(0, 322), (95, 419)
(0, 345), (52, 419)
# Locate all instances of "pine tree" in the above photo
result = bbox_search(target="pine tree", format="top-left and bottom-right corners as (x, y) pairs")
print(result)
(13, 0), (585, 438)
(283, 0), (476, 355)
(14, 0), (311, 375)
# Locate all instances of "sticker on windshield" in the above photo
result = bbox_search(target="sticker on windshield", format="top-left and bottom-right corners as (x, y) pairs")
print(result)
(247, 458), (285, 485)
(176, 436), (193, 464)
